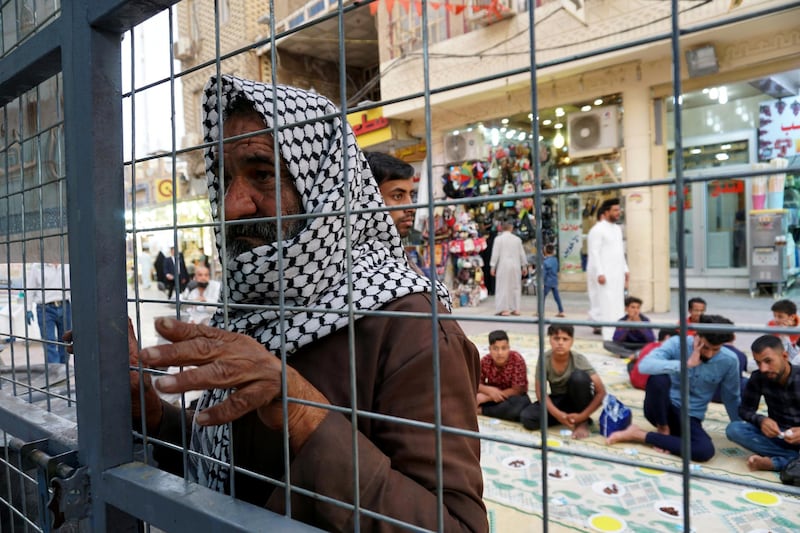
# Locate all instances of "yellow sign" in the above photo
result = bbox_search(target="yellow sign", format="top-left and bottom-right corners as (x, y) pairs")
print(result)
(347, 107), (392, 147)
(156, 179), (174, 202)
(396, 142), (427, 162)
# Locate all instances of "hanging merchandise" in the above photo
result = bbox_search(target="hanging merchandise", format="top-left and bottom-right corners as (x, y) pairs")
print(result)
(488, 159), (501, 182)
(502, 181), (516, 208)
(422, 206), (453, 242)
(520, 181), (534, 211)
(446, 209), (488, 307)
(419, 242), (449, 278)
(452, 254), (484, 307)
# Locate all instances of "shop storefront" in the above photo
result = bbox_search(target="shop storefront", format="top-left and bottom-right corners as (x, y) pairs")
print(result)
(125, 198), (217, 284)
(432, 94), (626, 297)
(666, 68), (800, 290)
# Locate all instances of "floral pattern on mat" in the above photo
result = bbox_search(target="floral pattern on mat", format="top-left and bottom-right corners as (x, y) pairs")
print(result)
(474, 333), (800, 532)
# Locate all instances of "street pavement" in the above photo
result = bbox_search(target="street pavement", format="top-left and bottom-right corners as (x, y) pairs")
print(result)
(4, 282), (790, 366)
(452, 286), (796, 358)
(127, 283), (797, 360)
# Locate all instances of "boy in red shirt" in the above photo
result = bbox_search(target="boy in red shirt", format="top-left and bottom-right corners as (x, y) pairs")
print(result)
(684, 296), (706, 335)
(477, 330), (532, 422)
(628, 328), (678, 390)
(768, 299), (800, 363)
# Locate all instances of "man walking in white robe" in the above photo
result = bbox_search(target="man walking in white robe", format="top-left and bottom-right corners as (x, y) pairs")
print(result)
(587, 198), (629, 341)
(491, 220), (528, 316)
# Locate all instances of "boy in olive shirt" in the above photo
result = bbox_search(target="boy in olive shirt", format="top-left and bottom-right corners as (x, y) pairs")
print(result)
(523, 324), (606, 439)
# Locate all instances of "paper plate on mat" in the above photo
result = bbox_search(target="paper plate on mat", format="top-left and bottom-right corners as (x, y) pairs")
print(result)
(501, 456), (529, 470)
(587, 513), (627, 532)
(546, 466), (574, 480)
(741, 489), (781, 507)
(653, 500), (683, 520)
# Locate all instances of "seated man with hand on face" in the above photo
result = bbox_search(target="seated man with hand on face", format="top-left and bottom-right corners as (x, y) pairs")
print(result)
(128, 75), (487, 532)
(606, 315), (741, 462)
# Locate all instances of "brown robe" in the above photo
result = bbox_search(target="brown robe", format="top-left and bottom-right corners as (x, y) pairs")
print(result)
(155, 293), (487, 532)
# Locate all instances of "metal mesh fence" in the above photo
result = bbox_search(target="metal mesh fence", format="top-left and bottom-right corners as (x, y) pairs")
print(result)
(0, 0), (798, 531)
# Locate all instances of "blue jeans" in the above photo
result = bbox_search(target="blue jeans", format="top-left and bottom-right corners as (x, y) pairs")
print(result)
(543, 285), (564, 313)
(36, 301), (72, 364)
(643, 374), (715, 461)
(726, 420), (800, 471)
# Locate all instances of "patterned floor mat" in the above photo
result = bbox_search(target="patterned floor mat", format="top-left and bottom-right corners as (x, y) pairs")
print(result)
(474, 332), (800, 532)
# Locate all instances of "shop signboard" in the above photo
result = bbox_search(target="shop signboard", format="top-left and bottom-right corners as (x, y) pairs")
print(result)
(559, 193), (583, 274)
(346, 106), (420, 152)
(758, 98), (800, 161)
(558, 220), (583, 274)
(156, 178), (174, 203)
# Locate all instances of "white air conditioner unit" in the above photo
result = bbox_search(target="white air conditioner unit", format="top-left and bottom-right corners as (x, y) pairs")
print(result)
(173, 38), (196, 61)
(466, 0), (517, 25)
(567, 106), (621, 159)
(443, 131), (487, 164)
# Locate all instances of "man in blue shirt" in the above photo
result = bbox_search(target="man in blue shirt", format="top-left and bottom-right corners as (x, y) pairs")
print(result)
(606, 315), (741, 461)
(726, 334), (800, 472)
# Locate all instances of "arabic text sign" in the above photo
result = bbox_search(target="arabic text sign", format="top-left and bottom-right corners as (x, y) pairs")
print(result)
(558, 222), (583, 275)
(758, 99), (800, 161)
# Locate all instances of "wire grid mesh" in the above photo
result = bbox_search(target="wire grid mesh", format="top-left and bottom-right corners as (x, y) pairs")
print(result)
(0, 69), (75, 400)
(0, 432), (44, 533)
(0, 0), (799, 531)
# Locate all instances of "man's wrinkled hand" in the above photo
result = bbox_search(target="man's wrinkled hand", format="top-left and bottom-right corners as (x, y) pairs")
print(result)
(141, 318), (330, 454)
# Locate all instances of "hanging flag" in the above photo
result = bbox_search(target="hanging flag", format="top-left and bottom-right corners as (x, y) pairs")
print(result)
(371, 0), (497, 16)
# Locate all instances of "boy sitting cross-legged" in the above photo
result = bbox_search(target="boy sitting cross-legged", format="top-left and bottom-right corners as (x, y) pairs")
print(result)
(477, 330), (534, 423)
(522, 324), (606, 439)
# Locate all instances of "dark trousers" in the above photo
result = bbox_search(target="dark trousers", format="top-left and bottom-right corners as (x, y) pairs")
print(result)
(520, 369), (594, 430)
(603, 340), (646, 358)
(643, 374), (715, 461)
(543, 285), (564, 313)
(165, 280), (175, 299)
(481, 394), (532, 422)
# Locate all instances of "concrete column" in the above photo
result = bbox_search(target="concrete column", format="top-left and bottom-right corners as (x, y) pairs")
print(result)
(622, 86), (670, 313)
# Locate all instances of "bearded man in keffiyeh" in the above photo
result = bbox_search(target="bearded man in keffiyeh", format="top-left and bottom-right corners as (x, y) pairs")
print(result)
(132, 75), (487, 532)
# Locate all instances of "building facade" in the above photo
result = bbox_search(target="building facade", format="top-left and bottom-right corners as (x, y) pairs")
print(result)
(375, 0), (800, 311)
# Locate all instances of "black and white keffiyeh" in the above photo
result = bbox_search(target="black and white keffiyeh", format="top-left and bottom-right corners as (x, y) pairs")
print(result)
(190, 75), (450, 492)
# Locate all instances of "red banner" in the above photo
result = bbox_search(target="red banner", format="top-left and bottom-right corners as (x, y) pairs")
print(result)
(370, 0), (502, 17)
